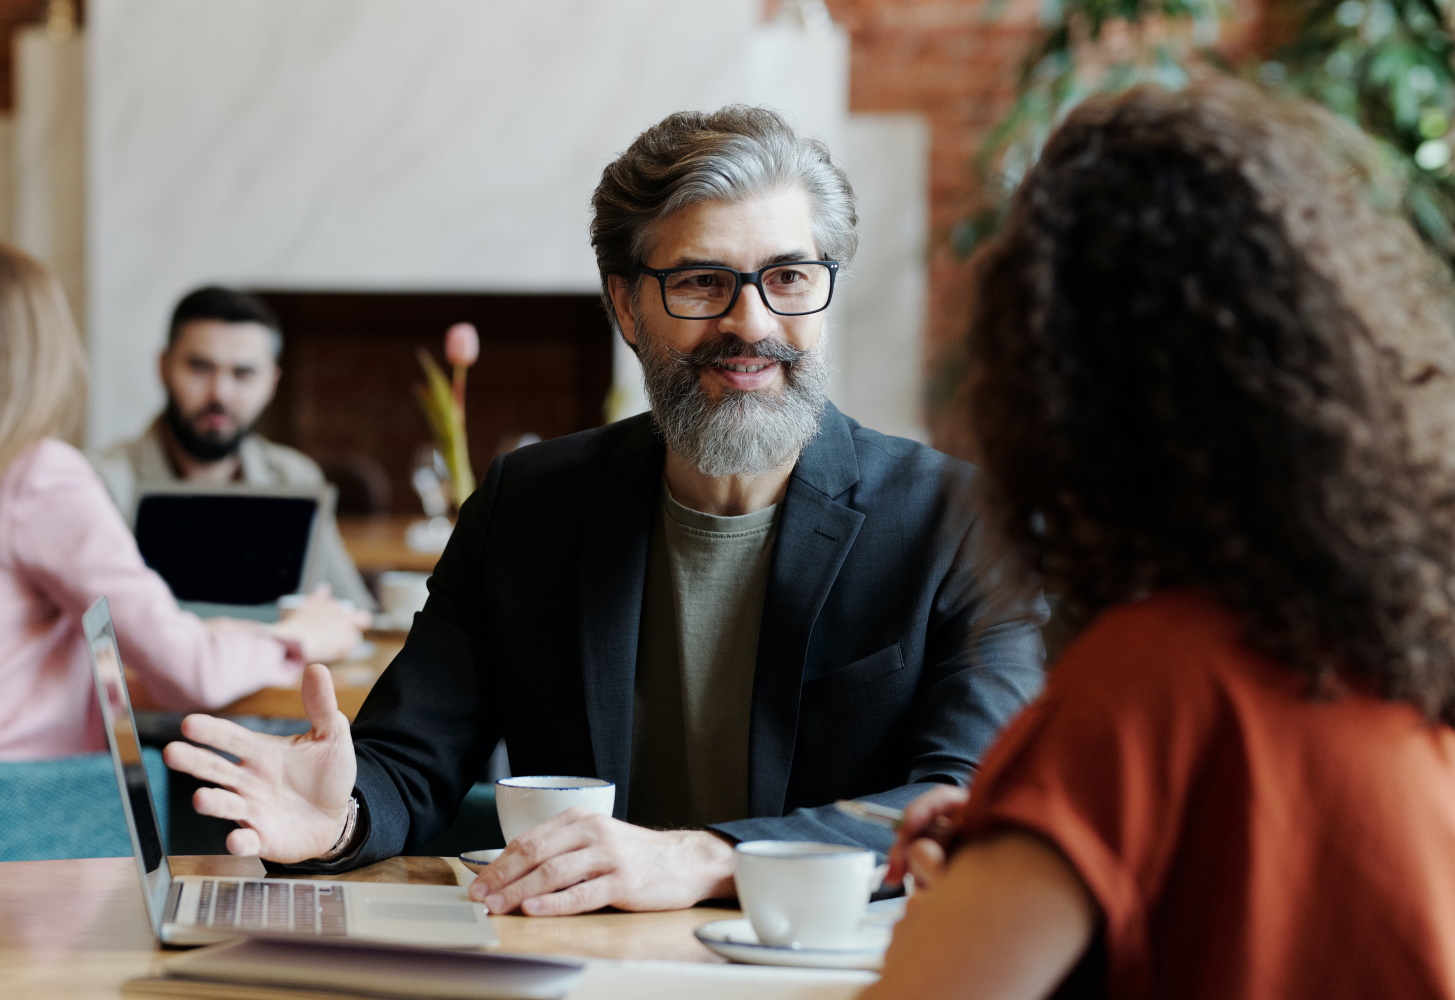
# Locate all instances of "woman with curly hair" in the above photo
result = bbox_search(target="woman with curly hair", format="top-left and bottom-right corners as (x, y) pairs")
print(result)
(862, 80), (1455, 999)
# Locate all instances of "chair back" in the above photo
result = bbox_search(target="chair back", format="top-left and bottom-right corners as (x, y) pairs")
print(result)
(0, 748), (168, 861)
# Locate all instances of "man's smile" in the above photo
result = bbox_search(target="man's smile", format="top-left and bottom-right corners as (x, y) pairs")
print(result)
(703, 357), (781, 391)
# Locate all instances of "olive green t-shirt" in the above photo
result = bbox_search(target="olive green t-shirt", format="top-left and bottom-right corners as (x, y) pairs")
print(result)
(629, 485), (780, 828)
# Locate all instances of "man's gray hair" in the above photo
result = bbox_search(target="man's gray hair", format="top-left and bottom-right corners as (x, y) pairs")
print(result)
(590, 105), (858, 327)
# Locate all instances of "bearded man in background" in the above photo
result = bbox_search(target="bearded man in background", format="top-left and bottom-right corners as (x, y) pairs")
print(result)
(163, 105), (1047, 916)
(91, 286), (374, 610)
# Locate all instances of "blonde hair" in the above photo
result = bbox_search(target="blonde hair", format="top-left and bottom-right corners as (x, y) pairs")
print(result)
(0, 244), (87, 474)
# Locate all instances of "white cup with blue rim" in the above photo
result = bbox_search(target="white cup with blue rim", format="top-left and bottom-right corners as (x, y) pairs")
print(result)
(734, 841), (884, 949)
(493, 775), (615, 845)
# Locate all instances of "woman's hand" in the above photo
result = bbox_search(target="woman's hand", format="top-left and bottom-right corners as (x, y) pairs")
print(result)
(888, 784), (971, 890)
(271, 584), (372, 663)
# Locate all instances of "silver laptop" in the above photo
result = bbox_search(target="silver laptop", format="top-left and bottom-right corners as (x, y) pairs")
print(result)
(83, 596), (497, 949)
(132, 484), (332, 622)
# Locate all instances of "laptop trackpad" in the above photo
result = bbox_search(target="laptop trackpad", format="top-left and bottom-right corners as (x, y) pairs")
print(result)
(367, 901), (478, 923)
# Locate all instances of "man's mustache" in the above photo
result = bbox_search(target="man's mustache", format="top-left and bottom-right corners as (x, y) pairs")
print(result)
(670, 335), (809, 368)
(190, 403), (236, 422)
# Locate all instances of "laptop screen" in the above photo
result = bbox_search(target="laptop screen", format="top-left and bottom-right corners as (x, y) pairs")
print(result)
(84, 597), (173, 936)
(134, 490), (320, 605)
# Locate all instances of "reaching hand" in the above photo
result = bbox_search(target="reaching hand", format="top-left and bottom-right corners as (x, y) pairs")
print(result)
(468, 810), (737, 916)
(162, 663), (358, 862)
(887, 784), (971, 890)
(272, 584), (372, 663)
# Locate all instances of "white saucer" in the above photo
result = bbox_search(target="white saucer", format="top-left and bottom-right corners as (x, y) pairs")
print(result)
(459, 848), (505, 868)
(693, 918), (890, 970)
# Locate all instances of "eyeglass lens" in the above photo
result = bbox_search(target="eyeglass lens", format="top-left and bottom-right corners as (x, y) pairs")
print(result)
(662, 263), (832, 318)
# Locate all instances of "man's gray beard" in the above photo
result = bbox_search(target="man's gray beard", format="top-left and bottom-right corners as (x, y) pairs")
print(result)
(636, 322), (830, 479)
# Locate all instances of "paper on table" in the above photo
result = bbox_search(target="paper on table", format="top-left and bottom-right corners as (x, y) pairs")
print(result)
(566, 960), (875, 1000)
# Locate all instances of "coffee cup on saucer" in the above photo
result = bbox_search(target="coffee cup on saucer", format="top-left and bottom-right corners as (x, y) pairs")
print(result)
(734, 841), (884, 949)
(376, 570), (431, 630)
(494, 776), (615, 845)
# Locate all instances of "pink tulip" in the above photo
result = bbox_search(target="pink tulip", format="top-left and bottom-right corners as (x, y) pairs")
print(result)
(445, 322), (480, 367)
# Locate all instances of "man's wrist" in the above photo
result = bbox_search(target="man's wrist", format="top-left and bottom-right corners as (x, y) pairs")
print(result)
(689, 829), (738, 900)
(315, 796), (359, 861)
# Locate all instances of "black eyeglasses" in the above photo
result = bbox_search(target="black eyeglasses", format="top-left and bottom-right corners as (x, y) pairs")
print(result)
(637, 260), (839, 320)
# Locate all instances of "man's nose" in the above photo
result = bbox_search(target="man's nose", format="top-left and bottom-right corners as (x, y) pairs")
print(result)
(717, 281), (779, 343)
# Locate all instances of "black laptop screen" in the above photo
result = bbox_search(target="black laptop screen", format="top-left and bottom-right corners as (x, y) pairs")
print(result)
(134, 493), (318, 605)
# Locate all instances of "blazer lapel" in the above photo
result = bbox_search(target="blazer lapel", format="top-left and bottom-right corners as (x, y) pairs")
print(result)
(749, 405), (865, 816)
(578, 417), (663, 818)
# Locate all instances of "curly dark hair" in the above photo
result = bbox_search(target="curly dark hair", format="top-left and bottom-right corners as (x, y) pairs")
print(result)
(970, 78), (1455, 721)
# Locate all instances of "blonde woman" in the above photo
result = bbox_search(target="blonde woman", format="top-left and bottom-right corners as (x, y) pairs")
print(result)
(0, 245), (365, 759)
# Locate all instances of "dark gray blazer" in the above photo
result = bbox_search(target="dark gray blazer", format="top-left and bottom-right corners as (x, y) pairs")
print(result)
(313, 403), (1045, 868)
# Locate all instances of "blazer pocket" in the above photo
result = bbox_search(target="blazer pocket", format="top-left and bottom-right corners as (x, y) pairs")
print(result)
(800, 643), (906, 708)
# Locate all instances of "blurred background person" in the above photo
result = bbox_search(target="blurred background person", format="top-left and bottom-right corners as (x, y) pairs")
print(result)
(0, 246), (367, 760)
(864, 80), (1455, 999)
(90, 286), (376, 611)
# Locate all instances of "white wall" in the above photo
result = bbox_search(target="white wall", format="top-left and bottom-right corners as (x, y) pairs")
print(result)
(836, 114), (929, 442)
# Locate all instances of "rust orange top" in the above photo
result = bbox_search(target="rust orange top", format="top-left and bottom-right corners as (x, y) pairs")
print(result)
(962, 589), (1455, 999)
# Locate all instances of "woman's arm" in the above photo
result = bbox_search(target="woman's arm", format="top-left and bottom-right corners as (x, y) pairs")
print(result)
(862, 831), (1097, 1000)
(9, 441), (303, 708)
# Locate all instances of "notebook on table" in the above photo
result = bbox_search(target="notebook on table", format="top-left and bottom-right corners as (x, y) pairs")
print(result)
(83, 596), (498, 950)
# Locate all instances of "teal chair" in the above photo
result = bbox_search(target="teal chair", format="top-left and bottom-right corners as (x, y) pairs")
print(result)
(0, 748), (169, 861)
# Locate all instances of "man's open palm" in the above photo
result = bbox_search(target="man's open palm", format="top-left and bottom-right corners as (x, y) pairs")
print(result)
(162, 663), (357, 862)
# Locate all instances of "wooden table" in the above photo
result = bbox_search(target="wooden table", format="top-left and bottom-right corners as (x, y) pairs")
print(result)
(338, 515), (448, 576)
(0, 855), (734, 1000)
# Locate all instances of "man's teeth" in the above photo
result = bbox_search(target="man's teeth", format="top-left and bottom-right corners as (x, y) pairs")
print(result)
(718, 362), (771, 373)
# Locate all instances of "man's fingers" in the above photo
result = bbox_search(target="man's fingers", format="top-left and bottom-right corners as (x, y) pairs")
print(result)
(474, 813), (598, 893)
(299, 663), (344, 737)
(520, 874), (614, 917)
(193, 786), (251, 822)
(481, 848), (602, 913)
(226, 827), (263, 857)
(178, 713), (268, 760)
(164, 740), (250, 790)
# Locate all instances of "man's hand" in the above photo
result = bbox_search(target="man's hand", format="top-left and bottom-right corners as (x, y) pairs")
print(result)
(469, 809), (736, 916)
(162, 663), (358, 862)
(887, 784), (971, 891)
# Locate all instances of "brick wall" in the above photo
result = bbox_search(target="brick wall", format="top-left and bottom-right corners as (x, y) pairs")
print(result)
(823, 0), (1041, 454)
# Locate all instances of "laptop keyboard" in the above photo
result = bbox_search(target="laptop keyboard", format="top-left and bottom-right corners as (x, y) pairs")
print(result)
(193, 879), (348, 935)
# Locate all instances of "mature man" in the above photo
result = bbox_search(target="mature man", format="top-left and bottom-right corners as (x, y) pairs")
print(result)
(92, 286), (375, 611)
(164, 107), (1045, 916)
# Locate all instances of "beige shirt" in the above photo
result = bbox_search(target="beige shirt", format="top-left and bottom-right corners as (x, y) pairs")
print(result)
(630, 485), (780, 828)
(89, 418), (376, 611)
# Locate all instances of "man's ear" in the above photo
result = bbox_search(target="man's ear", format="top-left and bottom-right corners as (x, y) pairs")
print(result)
(157, 348), (171, 389)
(606, 275), (638, 348)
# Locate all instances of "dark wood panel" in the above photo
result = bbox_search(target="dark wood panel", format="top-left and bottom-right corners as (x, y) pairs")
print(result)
(252, 291), (614, 514)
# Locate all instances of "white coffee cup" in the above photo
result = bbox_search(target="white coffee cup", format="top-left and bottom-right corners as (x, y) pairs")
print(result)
(734, 841), (882, 949)
(494, 776), (615, 844)
(376, 571), (430, 628)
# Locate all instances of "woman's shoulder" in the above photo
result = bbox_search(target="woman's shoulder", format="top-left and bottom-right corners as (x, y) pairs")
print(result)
(2, 437), (100, 494)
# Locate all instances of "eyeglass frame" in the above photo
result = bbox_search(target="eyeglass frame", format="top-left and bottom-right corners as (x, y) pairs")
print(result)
(635, 260), (840, 320)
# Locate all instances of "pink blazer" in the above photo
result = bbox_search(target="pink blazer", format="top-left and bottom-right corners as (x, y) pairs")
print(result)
(0, 439), (302, 759)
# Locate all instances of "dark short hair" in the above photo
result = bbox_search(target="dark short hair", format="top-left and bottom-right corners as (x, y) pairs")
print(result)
(167, 286), (282, 356)
(970, 79), (1455, 722)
